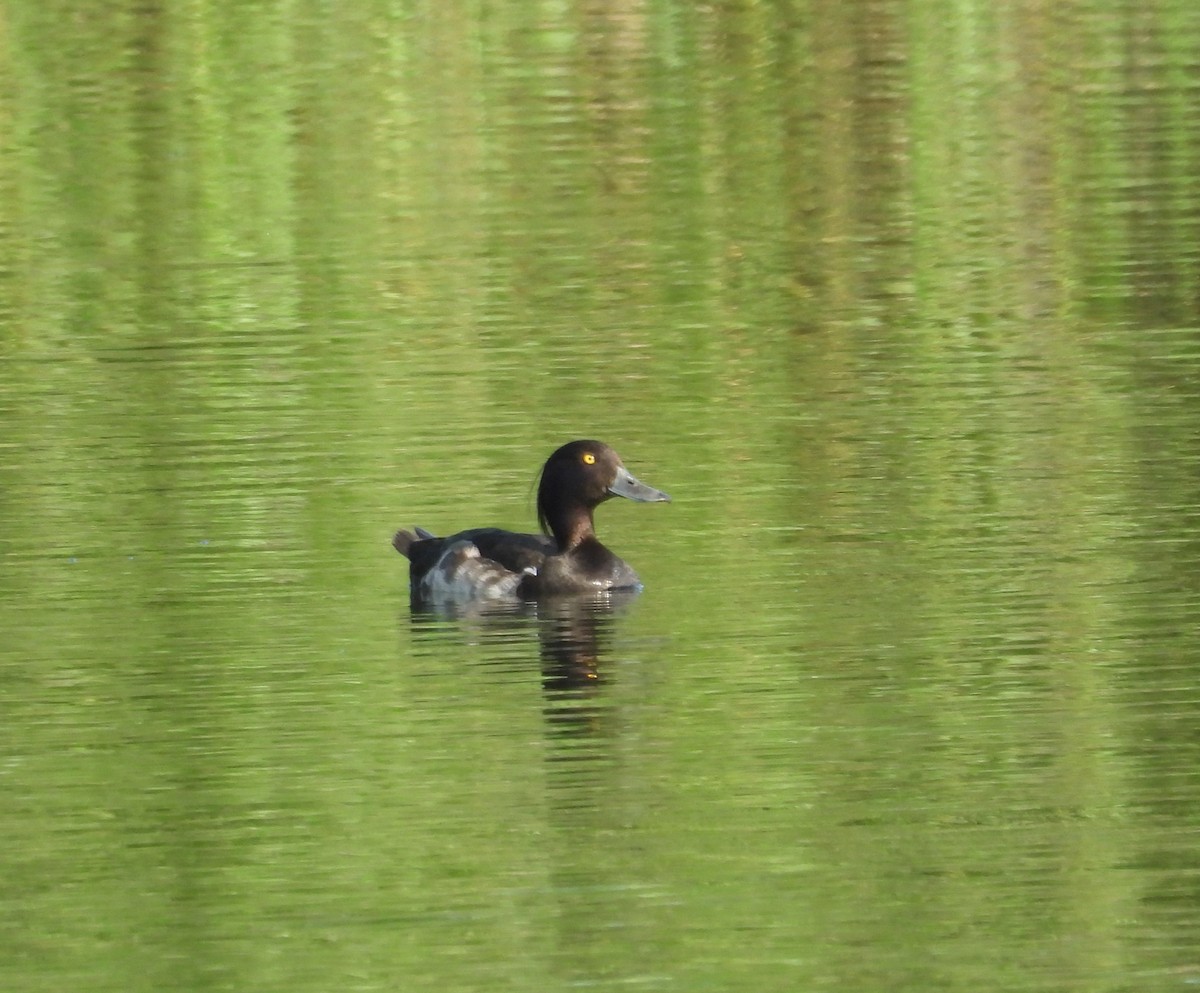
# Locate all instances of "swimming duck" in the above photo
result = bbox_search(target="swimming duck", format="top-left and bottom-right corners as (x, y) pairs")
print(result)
(393, 440), (670, 603)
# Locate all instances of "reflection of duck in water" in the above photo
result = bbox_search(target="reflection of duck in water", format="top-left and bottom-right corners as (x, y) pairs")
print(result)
(536, 590), (641, 692)
(406, 590), (639, 692)
(393, 441), (669, 605)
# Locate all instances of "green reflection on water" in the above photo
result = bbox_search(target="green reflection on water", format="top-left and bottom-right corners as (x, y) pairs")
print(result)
(3, 1), (1200, 992)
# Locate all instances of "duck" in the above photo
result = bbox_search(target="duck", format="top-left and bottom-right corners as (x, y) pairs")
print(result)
(393, 440), (670, 603)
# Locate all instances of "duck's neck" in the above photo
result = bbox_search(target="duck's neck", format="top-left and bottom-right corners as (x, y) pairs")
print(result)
(546, 503), (597, 552)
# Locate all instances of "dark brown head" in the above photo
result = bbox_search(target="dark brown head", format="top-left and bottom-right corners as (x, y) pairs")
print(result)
(536, 440), (670, 549)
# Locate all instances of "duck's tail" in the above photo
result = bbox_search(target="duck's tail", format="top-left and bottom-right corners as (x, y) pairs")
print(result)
(392, 526), (437, 558)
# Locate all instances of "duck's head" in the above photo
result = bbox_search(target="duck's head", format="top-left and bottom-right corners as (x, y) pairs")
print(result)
(537, 440), (670, 546)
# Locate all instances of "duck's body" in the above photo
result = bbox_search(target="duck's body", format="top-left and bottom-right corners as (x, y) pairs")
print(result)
(393, 441), (669, 604)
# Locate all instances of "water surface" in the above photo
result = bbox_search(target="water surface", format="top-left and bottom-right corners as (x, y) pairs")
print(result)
(3, 2), (1200, 991)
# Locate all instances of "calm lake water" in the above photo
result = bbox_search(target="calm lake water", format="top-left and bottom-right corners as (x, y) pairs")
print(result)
(4, 2), (1200, 991)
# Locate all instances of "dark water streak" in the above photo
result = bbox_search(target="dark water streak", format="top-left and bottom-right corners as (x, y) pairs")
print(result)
(3, 1), (1200, 992)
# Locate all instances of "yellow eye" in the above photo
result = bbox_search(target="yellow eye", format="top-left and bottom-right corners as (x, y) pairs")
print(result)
(582, 452), (596, 465)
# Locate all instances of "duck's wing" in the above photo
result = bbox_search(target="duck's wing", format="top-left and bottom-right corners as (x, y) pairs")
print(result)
(416, 539), (524, 602)
(397, 526), (556, 578)
(402, 529), (556, 604)
(459, 528), (556, 574)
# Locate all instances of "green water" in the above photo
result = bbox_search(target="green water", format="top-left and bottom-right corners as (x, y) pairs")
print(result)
(3, 2), (1200, 991)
